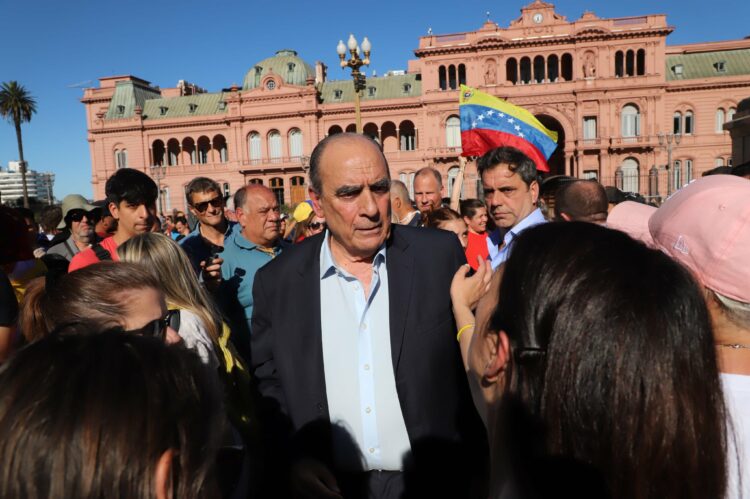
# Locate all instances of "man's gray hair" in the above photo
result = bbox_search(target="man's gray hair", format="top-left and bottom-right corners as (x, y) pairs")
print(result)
(390, 180), (411, 202)
(309, 133), (385, 194)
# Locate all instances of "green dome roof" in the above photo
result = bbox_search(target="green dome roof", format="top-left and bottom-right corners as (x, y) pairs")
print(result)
(242, 50), (315, 90)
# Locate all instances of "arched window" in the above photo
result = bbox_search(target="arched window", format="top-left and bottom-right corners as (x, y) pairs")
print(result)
(439, 66), (447, 90)
(506, 58), (518, 84)
(291, 176), (304, 186)
(533, 55), (545, 83)
(673, 160), (682, 191)
(626, 50), (635, 76)
(182, 137), (196, 165)
(728, 107), (737, 121)
(446, 115), (461, 148)
(399, 120), (416, 151)
(621, 157), (640, 193)
(715, 108), (726, 133)
(448, 65), (457, 89)
(458, 64), (466, 86)
(621, 104), (641, 138)
(269, 177), (284, 205)
(673, 112), (682, 134)
(268, 130), (282, 162)
(288, 128), (303, 159)
(561, 53), (573, 81)
(685, 159), (693, 183)
(197, 137), (210, 164)
(447, 166), (464, 199)
(327, 125), (343, 136)
(715, 157), (725, 167)
(152, 140), (165, 166)
(115, 149), (128, 169)
(520, 57), (532, 84)
(684, 111), (694, 135)
(167, 139), (180, 166)
(615, 51), (624, 78)
(213, 135), (228, 163)
(636, 49), (646, 75)
(248, 132), (262, 163)
(248, 178), (263, 185)
(547, 54), (559, 82)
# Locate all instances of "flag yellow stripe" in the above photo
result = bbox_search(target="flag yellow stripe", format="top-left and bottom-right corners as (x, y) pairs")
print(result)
(459, 85), (558, 142)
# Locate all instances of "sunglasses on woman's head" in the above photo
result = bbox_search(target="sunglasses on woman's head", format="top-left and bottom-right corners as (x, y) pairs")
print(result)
(123, 310), (179, 341)
(192, 196), (224, 213)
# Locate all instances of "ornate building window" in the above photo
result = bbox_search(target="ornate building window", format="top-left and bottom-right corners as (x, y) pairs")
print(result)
(673, 112), (682, 134)
(520, 57), (532, 84)
(636, 49), (646, 75)
(615, 51), (624, 78)
(115, 149), (128, 169)
(684, 111), (694, 135)
(458, 64), (466, 86)
(399, 171), (415, 198)
(583, 117), (597, 140)
(620, 157), (640, 193)
(728, 107), (737, 122)
(439, 66), (447, 90)
(268, 130), (282, 162)
(533, 56), (545, 83)
(288, 128), (303, 159)
(446, 115), (461, 148)
(685, 159), (693, 183)
(248, 132), (262, 163)
(400, 120), (416, 151)
(506, 58), (518, 84)
(561, 53), (573, 81)
(715, 108), (725, 133)
(269, 177), (284, 205)
(447, 166), (464, 199)
(621, 104), (641, 138)
(673, 160), (682, 191)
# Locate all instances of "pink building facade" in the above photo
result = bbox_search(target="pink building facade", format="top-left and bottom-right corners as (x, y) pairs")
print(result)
(82, 0), (750, 211)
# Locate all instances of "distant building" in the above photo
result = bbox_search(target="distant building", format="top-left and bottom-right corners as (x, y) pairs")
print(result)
(725, 96), (750, 165)
(82, 0), (750, 209)
(0, 161), (55, 204)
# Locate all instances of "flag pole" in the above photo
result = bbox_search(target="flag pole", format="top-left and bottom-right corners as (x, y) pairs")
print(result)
(449, 155), (467, 212)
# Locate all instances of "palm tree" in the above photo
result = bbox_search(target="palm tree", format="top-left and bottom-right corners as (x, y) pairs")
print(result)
(0, 81), (37, 208)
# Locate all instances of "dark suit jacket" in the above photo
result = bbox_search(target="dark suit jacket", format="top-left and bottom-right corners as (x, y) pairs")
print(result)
(250, 225), (487, 496)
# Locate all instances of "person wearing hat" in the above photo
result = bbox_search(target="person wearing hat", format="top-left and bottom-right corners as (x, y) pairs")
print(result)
(610, 175), (750, 498)
(46, 194), (97, 263)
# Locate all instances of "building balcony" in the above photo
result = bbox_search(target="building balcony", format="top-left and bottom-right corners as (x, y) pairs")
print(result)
(427, 146), (463, 159)
(609, 135), (655, 150)
(578, 138), (603, 150)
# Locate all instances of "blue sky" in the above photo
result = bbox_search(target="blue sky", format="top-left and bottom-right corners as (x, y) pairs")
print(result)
(1, 0), (748, 200)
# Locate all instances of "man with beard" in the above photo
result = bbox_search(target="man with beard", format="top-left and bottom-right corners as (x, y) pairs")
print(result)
(47, 195), (97, 262)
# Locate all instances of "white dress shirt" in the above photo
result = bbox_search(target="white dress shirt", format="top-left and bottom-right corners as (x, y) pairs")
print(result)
(487, 207), (546, 269)
(319, 232), (412, 471)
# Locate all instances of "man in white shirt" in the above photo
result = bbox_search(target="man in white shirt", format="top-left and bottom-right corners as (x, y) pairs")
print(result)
(479, 147), (545, 269)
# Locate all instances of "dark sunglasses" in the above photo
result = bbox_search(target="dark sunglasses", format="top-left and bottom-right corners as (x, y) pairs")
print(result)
(123, 310), (178, 340)
(309, 222), (326, 230)
(67, 210), (98, 223)
(192, 196), (224, 213)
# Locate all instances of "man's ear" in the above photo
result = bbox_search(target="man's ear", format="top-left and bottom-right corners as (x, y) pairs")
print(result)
(108, 201), (121, 221)
(463, 216), (471, 226)
(154, 448), (174, 499)
(309, 188), (325, 218)
(483, 330), (511, 383)
(529, 180), (540, 205)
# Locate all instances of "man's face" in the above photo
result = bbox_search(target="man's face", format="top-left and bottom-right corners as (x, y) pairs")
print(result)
(310, 138), (391, 260)
(96, 215), (116, 234)
(68, 210), (94, 243)
(110, 200), (157, 238)
(237, 187), (280, 247)
(464, 207), (488, 234)
(189, 190), (225, 228)
(175, 221), (188, 234)
(413, 173), (442, 214)
(482, 163), (539, 229)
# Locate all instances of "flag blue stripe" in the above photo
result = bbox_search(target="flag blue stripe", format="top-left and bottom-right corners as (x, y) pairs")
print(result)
(460, 104), (558, 160)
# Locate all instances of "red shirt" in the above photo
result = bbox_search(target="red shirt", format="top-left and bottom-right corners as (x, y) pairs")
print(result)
(68, 236), (120, 272)
(465, 231), (489, 270)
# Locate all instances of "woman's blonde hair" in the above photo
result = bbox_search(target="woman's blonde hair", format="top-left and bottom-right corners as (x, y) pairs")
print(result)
(117, 233), (221, 342)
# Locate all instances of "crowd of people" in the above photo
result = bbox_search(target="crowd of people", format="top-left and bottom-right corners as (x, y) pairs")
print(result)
(0, 132), (748, 499)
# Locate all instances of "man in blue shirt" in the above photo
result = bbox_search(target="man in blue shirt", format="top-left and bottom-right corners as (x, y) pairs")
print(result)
(481, 147), (546, 269)
(179, 177), (235, 286)
(219, 183), (282, 362)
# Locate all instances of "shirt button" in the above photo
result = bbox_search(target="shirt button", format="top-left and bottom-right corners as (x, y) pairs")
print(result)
(369, 448), (375, 454)
(363, 364), (370, 371)
(366, 407), (372, 414)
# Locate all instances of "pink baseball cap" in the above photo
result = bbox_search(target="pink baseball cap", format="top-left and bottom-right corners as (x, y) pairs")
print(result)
(649, 175), (750, 303)
(607, 201), (657, 247)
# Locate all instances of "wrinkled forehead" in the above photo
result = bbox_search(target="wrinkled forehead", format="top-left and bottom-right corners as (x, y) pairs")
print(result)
(319, 138), (388, 186)
(482, 162), (524, 186)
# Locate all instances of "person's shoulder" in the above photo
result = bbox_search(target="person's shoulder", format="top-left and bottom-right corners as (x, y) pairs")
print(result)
(391, 223), (458, 248)
(68, 247), (98, 272)
(257, 233), (322, 277)
(46, 240), (68, 256)
(101, 236), (118, 251)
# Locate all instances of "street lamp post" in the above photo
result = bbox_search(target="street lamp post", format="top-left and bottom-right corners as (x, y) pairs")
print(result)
(657, 132), (681, 196)
(149, 164), (167, 215)
(337, 34), (371, 134)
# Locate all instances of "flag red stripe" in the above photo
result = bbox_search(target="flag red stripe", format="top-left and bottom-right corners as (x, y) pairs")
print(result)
(461, 129), (550, 172)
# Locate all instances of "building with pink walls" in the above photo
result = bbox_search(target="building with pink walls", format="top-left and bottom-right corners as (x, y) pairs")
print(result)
(81, 0), (750, 212)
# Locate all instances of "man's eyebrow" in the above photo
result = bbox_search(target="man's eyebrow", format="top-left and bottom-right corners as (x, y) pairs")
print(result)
(369, 178), (391, 189)
(335, 185), (364, 196)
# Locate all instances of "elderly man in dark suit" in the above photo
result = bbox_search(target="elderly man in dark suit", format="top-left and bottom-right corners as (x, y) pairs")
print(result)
(251, 133), (486, 498)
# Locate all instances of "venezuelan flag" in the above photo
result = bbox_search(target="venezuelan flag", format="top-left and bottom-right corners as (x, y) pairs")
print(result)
(459, 85), (558, 172)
